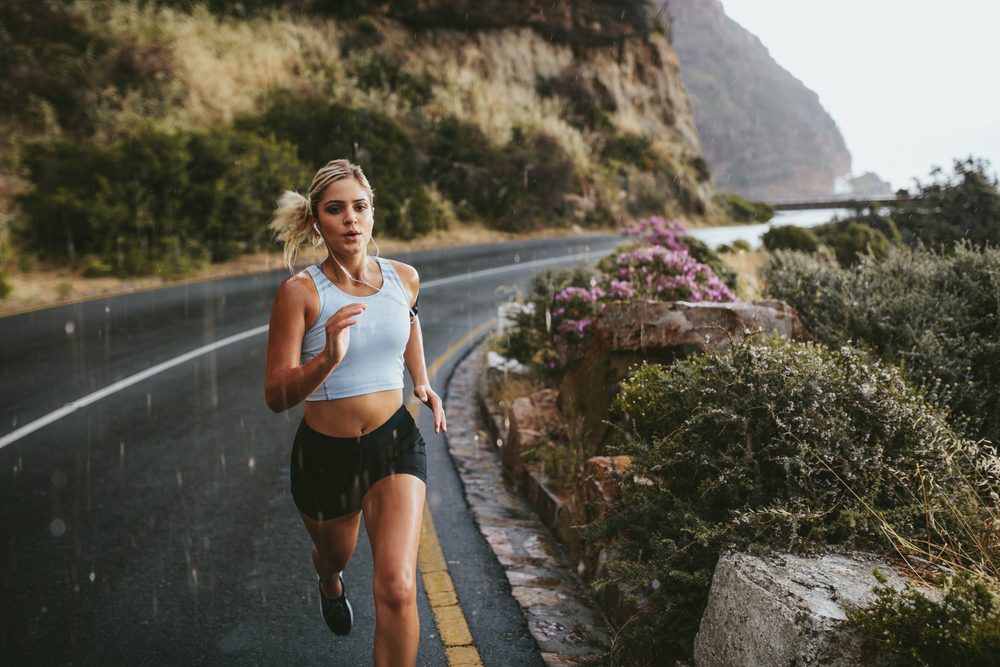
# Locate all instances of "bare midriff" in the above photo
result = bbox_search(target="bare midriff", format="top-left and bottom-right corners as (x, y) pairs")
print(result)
(303, 388), (404, 437)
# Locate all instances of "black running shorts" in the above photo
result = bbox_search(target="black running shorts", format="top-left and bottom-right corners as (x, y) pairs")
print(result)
(290, 405), (427, 521)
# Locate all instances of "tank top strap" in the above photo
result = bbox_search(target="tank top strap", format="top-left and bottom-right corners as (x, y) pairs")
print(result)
(375, 257), (411, 303)
(304, 264), (329, 327)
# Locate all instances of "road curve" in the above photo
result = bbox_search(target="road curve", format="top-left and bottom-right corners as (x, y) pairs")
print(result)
(0, 234), (621, 666)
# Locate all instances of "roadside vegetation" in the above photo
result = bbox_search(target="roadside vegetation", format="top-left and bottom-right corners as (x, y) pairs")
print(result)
(492, 162), (1000, 664)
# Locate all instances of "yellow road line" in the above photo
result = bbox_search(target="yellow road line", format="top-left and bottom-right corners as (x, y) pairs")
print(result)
(408, 317), (495, 667)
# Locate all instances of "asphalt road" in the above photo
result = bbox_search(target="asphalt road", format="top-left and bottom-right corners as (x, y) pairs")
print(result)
(0, 234), (622, 666)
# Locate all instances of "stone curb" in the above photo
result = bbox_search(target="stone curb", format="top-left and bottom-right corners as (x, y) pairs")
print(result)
(444, 339), (610, 666)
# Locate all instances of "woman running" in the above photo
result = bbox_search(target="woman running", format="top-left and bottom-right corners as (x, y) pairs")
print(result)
(264, 158), (444, 666)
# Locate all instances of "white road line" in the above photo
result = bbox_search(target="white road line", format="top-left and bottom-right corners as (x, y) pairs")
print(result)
(0, 325), (268, 450)
(0, 248), (609, 449)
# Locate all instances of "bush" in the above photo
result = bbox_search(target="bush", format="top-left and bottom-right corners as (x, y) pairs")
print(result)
(848, 574), (1000, 666)
(425, 117), (576, 230)
(0, 0), (173, 136)
(761, 224), (820, 254)
(713, 192), (775, 223)
(0, 267), (11, 301)
(184, 128), (310, 261)
(892, 157), (1000, 249)
(589, 338), (981, 664)
(17, 126), (308, 273)
(536, 68), (613, 130)
(813, 220), (891, 266)
(238, 94), (441, 238)
(354, 53), (433, 107)
(764, 243), (1000, 445)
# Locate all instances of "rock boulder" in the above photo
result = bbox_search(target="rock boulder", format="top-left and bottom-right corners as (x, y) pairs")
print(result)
(694, 550), (931, 666)
(559, 299), (808, 452)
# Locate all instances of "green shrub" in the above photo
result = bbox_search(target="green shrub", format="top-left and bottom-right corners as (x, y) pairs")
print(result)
(238, 94), (440, 238)
(0, 0), (173, 135)
(601, 132), (661, 171)
(0, 267), (11, 301)
(425, 117), (576, 231)
(893, 157), (1000, 249)
(764, 243), (1000, 445)
(17, 126), (307, 273)
(848, 573), (1000, 666)
(714, 192), (775, 223)
(589, 338), (981, 664)
(813, 220), (891, 266)
(731, 239), (752, 253)
(762, 224), (821, 254)
(354, 53), (433, 107)
(185, 128), (310, 261)
(536, 68), (612, 130)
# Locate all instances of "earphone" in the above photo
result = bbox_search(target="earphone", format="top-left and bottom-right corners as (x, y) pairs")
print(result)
(312, 221), (416, 319)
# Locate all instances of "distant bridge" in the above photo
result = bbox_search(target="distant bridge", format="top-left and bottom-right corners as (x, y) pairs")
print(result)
(769, 194), (914, 212)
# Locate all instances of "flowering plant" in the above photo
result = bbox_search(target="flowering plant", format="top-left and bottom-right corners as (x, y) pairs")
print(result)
(608, 245), (736, 302)
(621, 215), (689, 252)
(550, 284), (605, 364)
(529, 215), (737, 369)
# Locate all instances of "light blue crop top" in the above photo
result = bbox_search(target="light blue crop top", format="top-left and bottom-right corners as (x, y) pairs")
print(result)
(300, 258), (413, 401)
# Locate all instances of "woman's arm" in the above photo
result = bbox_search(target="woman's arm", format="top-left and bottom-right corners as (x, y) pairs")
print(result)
(263, 275), (364, 412)
(395, 262), (446, 433)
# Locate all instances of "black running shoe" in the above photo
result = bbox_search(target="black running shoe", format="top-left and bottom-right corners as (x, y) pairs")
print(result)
(319, 573), (353, 635)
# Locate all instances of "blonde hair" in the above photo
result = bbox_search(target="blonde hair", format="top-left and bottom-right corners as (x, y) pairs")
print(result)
(270, 159), (375, 272)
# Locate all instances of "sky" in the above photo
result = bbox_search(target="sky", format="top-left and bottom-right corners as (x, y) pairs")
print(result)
(719, 0), (1000, 191)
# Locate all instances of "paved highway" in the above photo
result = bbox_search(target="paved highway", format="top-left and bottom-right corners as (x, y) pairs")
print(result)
(0, 234), (621, 665)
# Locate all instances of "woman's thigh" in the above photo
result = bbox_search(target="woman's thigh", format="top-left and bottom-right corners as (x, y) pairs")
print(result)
(362, 474), (426, 576)
(300, 509), (362, 561)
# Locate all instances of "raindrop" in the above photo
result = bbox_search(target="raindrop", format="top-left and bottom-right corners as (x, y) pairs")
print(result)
(496, 438), (503, 448)
(220, 453), (226, 467)
(64, 321), (75, 335)
(514, 253), (520, 263)
(650, 578), (661, 590)
(247, 456), (255, 471)
(176, 470), (183, 487)
(104, 305), (111, 315)
(49, 519), (66, 537)
(10, 416), (16, 427)
(191, 568), (199, 587)
(52, 470), (67, 488)
(89, 571), (96, 583)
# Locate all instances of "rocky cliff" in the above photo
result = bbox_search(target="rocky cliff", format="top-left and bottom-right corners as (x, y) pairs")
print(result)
(663, 0), (852, 199)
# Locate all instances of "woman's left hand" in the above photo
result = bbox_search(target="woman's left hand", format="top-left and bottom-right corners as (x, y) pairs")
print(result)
(414, 384), (446, 433)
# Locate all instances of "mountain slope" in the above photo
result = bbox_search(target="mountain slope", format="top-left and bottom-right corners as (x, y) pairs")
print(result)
(664, 0), (851, 199)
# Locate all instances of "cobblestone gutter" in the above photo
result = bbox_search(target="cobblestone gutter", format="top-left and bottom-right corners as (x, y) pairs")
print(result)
(444, 340), (610, 666)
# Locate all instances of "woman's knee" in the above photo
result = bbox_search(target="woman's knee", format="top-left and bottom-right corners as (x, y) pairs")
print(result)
(374, 569), (416, 611)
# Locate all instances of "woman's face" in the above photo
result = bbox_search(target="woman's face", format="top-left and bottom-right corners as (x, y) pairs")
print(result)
(314, 177), (374, 255)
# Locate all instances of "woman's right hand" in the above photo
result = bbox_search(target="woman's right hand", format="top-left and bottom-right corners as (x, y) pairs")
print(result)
(323, 302), (366, 368)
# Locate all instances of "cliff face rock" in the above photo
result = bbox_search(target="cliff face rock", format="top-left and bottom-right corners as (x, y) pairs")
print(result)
(663, 0), (852, 200)
(410, 24), (702, 156)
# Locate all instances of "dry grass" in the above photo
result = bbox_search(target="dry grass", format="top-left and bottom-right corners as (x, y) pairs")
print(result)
(77, 2), (344, 133)
(720, 248), (768, 300)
